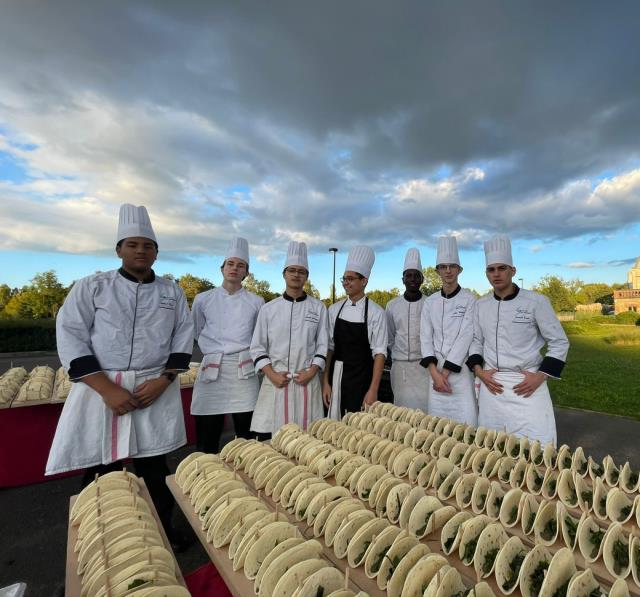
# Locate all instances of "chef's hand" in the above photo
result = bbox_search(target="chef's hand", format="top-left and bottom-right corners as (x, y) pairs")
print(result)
(432, 369), (452, 394)
(475, 367), (503, 395)
(362, 389), (378, 407)
(134, 376), (171, 408)
(267, 369), (290, 389)
(513, 371), (546, 398)
(294, 366), (319, 386)
(102, 385), (139, 416)
(322, 381), (332, 407)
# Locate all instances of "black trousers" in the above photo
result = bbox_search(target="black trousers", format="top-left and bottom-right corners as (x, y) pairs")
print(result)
(81, 454), (174, 531)
(194, 411), (253, 454)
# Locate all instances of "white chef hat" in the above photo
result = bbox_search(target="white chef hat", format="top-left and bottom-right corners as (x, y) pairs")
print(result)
(436, 236), (460, 266)
(225, 237), (250, 266)
(484, 234), (513, 267)
(403, 247), (422, 272)
(117, 204), (157, 244)
(345, 245), (375, 278)
(284, 241), (309, 271)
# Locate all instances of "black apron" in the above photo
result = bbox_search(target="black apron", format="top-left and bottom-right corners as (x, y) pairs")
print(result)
(330, 298), (374, 416)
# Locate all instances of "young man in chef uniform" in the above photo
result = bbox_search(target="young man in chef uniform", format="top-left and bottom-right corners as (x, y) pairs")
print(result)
(250, 241), (328, 438)
(420, 236), (477, 425)
(191, 237), (264, 453)
(467, 234), (569, 445)
(46, 203), (194, 547)
(323, 245), (388, 416)
(385, 248), (430, 410)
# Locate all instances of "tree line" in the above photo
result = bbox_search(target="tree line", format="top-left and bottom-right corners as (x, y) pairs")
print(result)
(0, 270), (626, 320)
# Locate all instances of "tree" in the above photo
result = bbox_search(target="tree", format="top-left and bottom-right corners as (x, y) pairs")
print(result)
(243, 274), (279, 302)
(0, 284), (15, 313)
(420, 267), (441, 296)
(5, 271), (69, 319)
(303, 280), (321, 299)
(366, 288), (400, 308)
(534, 275), (576, 312)
(176, 274), (215, 307)
(575, 282), (614, 306)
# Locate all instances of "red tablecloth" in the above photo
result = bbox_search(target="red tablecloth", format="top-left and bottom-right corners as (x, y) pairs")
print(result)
(184, 562), (232, 597)
(0, 387), (197, 488)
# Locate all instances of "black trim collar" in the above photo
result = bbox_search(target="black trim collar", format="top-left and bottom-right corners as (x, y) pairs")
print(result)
(493, 284), (520, 301)
(441, 285), (461, 299)
(403, 291), (423, 302)
(118, 267), (156, 284)
(283, 291), (307, 302)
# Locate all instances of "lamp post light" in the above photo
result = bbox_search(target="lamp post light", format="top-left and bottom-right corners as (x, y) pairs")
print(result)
(329, 248), (338, 303)
(518, 277), (524, 289)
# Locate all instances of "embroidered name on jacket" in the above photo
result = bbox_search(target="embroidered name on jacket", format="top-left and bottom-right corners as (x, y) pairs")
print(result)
(451, 304), (467, 317)
(513, 307), (532, 323)
(159, 295), (177, 310)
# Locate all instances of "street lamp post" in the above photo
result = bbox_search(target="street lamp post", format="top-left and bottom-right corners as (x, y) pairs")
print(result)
(329, 248), (338, 303)
(519, 277), (524, 289)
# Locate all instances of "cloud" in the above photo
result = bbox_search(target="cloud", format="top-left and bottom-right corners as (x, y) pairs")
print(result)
(567, 262), (595, 269)
(1, 1), (640, 261)
(608, 257), (638, 267)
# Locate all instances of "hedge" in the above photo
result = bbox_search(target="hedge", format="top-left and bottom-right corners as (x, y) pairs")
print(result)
(0, 319), (57, 352)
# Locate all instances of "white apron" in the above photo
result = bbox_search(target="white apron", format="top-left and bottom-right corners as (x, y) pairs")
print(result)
(428, 358), (478, 426)
(327, 361), (344, 420)
(46, 368), (186, 475)
(477, 370), (556, 446)
(250, 372), (323, 434)
(191, 351), (258, 415)
(390, 360), (430, 411)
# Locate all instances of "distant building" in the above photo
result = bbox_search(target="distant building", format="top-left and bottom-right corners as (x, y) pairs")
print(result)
(613, 257), (640, 314)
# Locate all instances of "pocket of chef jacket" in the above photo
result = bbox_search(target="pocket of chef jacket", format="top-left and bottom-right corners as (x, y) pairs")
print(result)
(237, 350), (256, 380)
(198, 353), (223, 383)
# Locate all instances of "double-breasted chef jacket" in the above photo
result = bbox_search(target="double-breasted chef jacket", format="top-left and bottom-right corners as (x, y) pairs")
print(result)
(420, 285), (478, 425)
(191, 286), (264, 415)
(467, 285), (569, 445)
(386, 293), (430, 411)
(250, 292), (328, 434)
(46, 268), (194, 475)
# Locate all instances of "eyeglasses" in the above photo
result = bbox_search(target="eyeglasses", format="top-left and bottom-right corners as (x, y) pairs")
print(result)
(486, 265), (511, 273)
(285, 268), (307, 276)
(341, 276), (362, 283)
(436, 264), (458, 271)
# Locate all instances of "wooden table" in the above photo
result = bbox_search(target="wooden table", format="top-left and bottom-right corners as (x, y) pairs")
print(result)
(65, 480), (187, 597)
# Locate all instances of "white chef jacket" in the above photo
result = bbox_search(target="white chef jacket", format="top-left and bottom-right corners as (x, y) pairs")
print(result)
(468, 287), (569, 377)
(250, 293), (329, 374)
(420, 286), (477, 372)
(327, 296), (388, 358)
(386, 294), (425, 361)
(57, 268), (194, 378)
(250, 292), (328, 433)
(46, 268), (194, 475)
(192, 286), (264, 355)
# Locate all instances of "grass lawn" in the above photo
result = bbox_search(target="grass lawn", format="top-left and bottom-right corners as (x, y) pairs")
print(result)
(550, 322), (640, 420)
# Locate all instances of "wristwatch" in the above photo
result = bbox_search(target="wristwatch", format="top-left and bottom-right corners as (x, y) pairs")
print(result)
(162, 371), (177, 382)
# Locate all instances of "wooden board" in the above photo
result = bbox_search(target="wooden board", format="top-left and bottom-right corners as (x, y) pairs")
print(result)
(65, 480), (187, 597)
(166, 474), (368, 596)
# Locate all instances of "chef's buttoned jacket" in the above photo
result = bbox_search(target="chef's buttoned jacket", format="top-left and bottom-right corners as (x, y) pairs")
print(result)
(467, 286), (569, 377)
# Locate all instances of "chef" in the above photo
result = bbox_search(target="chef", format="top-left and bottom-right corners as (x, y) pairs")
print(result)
(46, 203), (194, 547)
(323, 245), (388, 417)
(250, 241), (328, 438)
(191, 237), (264, 453)
(385, 248), (430, 410)
(467, 234), (570, 445)
(420, 236), (477, 425)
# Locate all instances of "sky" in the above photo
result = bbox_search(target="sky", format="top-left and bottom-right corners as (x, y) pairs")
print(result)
(1, 1), (639, 297)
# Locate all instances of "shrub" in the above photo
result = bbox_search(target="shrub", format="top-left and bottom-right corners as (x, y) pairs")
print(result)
(0, 319), (57, 352)
(614, 312), (640, 325)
